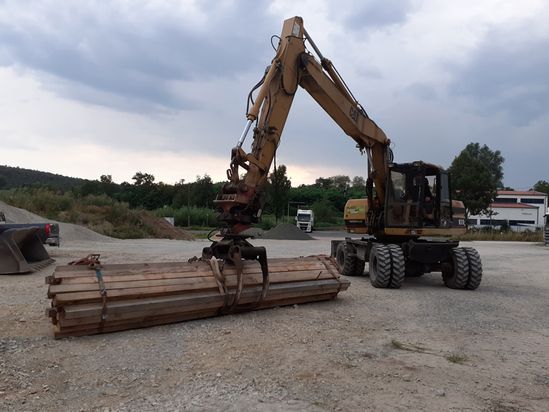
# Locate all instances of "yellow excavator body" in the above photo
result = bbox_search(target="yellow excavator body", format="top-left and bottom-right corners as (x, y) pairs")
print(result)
(344, 199), (369, 234)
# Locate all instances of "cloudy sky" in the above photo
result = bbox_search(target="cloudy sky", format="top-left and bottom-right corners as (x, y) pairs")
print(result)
(1, 0), (547, 188)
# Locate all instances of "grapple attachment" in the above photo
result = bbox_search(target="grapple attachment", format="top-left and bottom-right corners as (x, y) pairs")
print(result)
(0, 227), (54, 274)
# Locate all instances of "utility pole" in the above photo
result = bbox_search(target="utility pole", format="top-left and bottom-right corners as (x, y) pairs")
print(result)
(187, 183), (191, 227)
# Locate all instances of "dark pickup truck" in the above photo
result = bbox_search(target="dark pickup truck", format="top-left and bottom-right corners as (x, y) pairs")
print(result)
(0, 223), (60, 246)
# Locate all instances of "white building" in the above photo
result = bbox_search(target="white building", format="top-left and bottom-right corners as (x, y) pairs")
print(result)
(468, 190), (548, 231)
(545, 208), (549, 246)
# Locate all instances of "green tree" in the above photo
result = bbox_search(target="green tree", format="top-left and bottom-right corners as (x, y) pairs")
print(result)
(449, 143), (504, 215)
(190, 174), (215, 207)
(331, 175), (351, 191)
(98, 174), (117, 197)
(132, 172), (155, 186)
(172, 180), (187, 209)
(100, 174), (113, 184)
(532, 180), (549, 196)
(311, 199), (339, 224)
(351, 176), (366, 189)
(314, 175), (351, 191)
(314, 177), (332, 189)
(266, 165), (292, 222)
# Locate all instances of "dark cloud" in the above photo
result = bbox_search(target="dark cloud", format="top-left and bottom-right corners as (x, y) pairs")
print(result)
(0, 1), (276, 112)
(343, 0), (414, 29)
(450, 33), (549, 126)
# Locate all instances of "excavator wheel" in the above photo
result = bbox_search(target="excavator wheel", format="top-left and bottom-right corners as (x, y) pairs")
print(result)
(386, 244), (405, 288)
(369, 244), (404, 288)
(463, 247), (483, 290)
(336, 242), (365, 276)
(442, 247), (482, 290)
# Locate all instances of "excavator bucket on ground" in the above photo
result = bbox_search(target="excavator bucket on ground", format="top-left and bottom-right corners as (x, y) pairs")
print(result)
(0, 227), (54, 274)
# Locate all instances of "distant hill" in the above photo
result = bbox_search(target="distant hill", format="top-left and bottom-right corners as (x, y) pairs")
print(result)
(0, 165), (87, 189)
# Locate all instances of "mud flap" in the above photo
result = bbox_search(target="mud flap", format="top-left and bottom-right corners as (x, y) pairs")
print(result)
(0, 227), (54, 274)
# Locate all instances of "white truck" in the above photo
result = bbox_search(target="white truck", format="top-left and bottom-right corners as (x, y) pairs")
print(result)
(296, 209), (314, 232)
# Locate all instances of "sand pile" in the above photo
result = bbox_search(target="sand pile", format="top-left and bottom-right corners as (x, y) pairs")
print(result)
(262, 223), (313, 240)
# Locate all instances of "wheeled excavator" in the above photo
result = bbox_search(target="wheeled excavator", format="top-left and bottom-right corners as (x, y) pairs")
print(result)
(205, 16), (482, 291)
(43, 16), (483, 338)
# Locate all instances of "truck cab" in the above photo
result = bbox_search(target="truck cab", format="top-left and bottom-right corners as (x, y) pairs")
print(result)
(296, 209), (314, 232)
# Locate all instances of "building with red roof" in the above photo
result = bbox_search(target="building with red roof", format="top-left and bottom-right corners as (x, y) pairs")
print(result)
(468, 190), (548, 231)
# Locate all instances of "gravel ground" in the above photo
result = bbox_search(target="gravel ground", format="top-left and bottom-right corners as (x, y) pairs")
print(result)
(1, 235), (549, 411)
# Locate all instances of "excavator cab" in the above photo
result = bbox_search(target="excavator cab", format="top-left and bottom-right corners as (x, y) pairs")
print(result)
(384, 162), (454, 232)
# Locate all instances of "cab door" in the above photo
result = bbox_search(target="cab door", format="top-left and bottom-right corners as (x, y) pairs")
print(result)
(437, 171), (453, 228)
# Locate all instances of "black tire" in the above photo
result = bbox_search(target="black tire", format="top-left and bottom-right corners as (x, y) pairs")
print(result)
(463, 247), (482, 290)
(336, 242), (364, 276)
(355, 256), (366, 277)
(387, 244), (405, 289)
(369, 244), (392, 288)
(442, 248), (470, 289)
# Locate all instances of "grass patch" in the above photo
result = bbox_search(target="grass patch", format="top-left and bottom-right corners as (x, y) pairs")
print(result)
(391, 339), (471, 364)
(456, 228), (543, 242)
(0, 188), (186, 239)
(155, 206), (217, 227)
(391, 339), (406, 350)
(391, 339), (426, 353)
(446, 353), (469, 364)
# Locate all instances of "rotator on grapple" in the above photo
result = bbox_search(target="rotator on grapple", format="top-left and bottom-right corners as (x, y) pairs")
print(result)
(201, 117), (271, 311)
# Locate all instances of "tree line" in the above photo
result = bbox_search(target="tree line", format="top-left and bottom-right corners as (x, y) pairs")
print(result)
(2, 142), (548, 226)
(75, 169), (371, 224)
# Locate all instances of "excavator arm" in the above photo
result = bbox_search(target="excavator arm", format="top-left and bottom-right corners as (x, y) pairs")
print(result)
(215, 16), (391, 234)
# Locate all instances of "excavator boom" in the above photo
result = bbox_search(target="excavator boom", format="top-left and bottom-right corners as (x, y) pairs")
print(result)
(215, 16), (390, 234)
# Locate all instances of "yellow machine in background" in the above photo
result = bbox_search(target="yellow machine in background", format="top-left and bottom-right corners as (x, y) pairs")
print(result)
(343, 199), (369, 235)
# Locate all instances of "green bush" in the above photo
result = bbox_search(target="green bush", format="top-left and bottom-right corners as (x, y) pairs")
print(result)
(0, 188), (175, 239)
(0, 188), (73, 219)
(258, 214), (276, 230)
(105, 202), (132, 223)
(311, 199), (339, 224)
(80, 194), (115, 207)
(156, 206), (217, 227)
(457, 228), (543, 242)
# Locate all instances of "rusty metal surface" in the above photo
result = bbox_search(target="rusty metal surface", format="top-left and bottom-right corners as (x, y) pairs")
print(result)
(0, 227), (54, 274)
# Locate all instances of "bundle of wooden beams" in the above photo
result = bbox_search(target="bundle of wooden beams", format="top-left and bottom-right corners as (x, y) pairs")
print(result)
(45, 256), (349, 338)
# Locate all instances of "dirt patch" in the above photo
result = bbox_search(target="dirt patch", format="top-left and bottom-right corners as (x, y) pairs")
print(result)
(137, 211), (194, 241)
(1, 240), (548, 410)
(262, 223), (313, 240)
